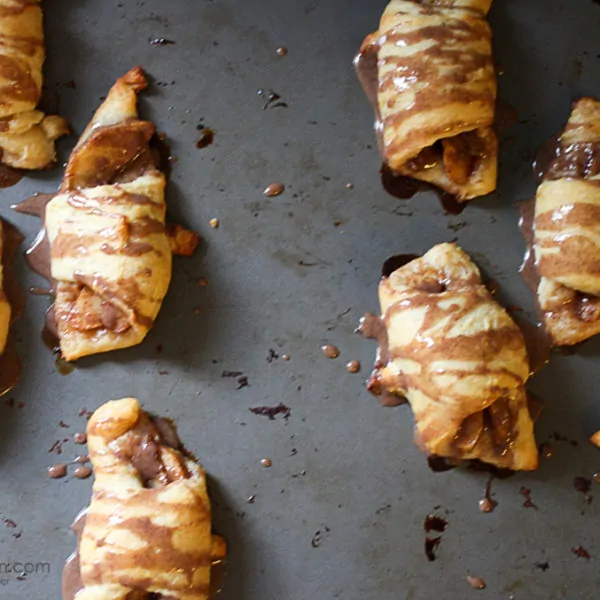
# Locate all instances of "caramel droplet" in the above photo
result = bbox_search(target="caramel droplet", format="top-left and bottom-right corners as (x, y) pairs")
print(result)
(539, 442), (553, 458)
(260, 458), (272, 468)
(276, 46), (288, 57)
(74, 466), (92, 479)
(209, 218), (219, 228)
(282, 354), (291, 361)
(47, 464), (67, 479)
(466, 576), (486, 590)
(56, 357), (75, 376)
(478, 498), (495, 513)
(73, 432), (87, 445)
(346, 360), (360, 373)
(321, 344), (340, 359)
(195, 127), (215, 149)
(346, 182), (354, 189)
(264, 182), (285, 197)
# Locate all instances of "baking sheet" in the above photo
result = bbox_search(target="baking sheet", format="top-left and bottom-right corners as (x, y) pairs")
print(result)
(0, 0), (600, 598)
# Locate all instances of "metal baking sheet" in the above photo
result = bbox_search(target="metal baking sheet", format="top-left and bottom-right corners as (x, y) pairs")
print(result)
(1, 0), (600, 598)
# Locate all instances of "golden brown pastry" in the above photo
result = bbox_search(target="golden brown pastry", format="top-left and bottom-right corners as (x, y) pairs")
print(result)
(63, 397), (226, 600)
(0, 0), (68, 169)
(0, 220), (11, 354)
(531, 98), (600, 346)
(16, 67), (199, 361)
(355, 0), (497, 201)
(362, 243), (538, 471)
(0, 218), (22, 395)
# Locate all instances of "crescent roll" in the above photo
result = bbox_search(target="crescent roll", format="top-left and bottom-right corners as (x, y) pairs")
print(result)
(532, 98), (600, 346)
(363, 244), (538, 471)
(356, 0), (497, 201)
(0, 0), (68, 169)
(0, 220), (11, 354)
(17, 67), (198, 361)
(63, 398), (226, 600)
(0, 218), (22, 394)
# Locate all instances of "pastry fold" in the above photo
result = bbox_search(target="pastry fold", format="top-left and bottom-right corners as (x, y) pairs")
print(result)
(366, 243), (538, 471)
(43, 68), (177, 361)
(0, 0), (68, 168)
(70, 398), (225, 600)
(533, 98), (600, 346)
(357, 0), (497, 200)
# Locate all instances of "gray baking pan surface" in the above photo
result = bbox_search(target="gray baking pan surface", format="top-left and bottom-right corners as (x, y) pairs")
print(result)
(0, 0), (599, 598)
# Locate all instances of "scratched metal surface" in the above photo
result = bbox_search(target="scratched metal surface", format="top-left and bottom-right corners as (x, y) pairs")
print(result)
(0, 0), (599, 598)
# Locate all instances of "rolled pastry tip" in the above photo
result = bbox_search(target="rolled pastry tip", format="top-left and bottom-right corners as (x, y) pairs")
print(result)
(363, 243), (538, 471)
(63, 397), (226, 600)
(533, 97), (600, 346)
(356, 0), (497, 201)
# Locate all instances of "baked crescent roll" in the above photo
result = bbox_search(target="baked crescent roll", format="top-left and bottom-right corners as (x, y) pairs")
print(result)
(363, 243), (538, 471)
(0, 218), (22, 395)
(0, 220), (11, 354)
(0, 0), (68, 169)
(533, 98), (600, 346)
(64, 398), (226, 600)
(17, 67), (198, 361)
(356, 0), (497, 201)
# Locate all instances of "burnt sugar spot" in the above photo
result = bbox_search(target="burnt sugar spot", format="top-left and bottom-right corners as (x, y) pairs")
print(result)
(249, 403), (291, 421)
(519, 486), (538, 510)
(425, 536), (442, 562)
(424, 514), (448, 533)
(424, 513), (448, 561)
(381, 254), (419, 278)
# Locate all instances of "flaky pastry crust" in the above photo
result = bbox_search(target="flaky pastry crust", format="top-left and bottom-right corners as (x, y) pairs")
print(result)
(0, 0), (68, 169)
(366, 244), (538, 471)
(533, 98), (600, 346)
(42, 68), (197, 360)
(71, 398), (225, 600)
(357, 0), (497, 200)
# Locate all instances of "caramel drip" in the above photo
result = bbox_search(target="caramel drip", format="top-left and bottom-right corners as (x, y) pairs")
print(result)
(360, 312), (405, 408)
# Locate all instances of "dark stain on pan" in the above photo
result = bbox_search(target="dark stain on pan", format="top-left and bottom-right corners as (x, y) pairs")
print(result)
(380, 164), (467, 214)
